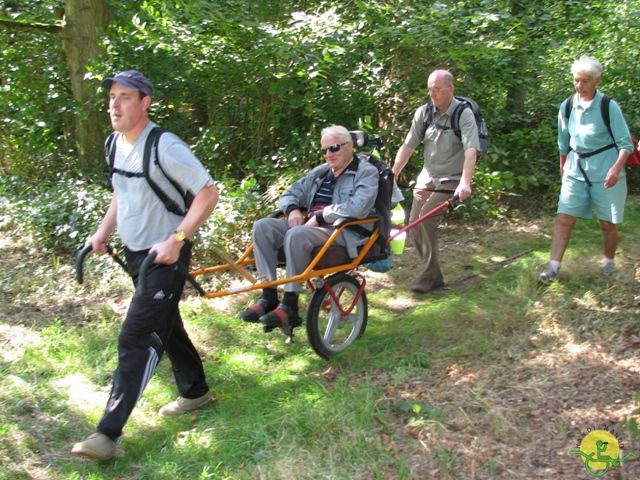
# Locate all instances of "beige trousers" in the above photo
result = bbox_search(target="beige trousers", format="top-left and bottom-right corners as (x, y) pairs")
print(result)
(409, 180), (457, 289)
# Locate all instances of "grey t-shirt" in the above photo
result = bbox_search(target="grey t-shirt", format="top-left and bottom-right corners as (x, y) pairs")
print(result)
(110, 122), (214, 251)
(403, 97), (480, 188)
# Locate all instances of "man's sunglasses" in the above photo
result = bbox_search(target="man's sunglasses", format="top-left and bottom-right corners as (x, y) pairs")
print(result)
(321, 141), (350, 155)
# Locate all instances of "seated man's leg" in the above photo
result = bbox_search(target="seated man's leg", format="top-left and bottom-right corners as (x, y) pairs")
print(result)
(240, 218), (288, 323)
(283, 225), (344, 286)
(259, 225), (345, 329)
(252, 217), (289, 281)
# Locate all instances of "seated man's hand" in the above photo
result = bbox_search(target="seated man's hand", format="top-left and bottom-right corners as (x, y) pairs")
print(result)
(305, 215), (319, 227)
(287, 209), (304, 227)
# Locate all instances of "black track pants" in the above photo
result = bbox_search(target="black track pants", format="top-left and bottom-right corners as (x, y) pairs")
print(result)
(97, 244), (209, 441)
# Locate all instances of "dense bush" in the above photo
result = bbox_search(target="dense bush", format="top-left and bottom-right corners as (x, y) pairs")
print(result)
(0, 173), (274, 258)
(0, 176), (111, 253)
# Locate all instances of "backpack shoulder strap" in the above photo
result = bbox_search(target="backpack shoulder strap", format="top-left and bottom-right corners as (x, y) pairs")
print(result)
(142, 127), (189, 217)
(106, 132), (118, 189)
(450, 97), (471, 140)
(421, 102), (436, 137)
(563, 94), (574, 121)
(600, 94), (614, 142)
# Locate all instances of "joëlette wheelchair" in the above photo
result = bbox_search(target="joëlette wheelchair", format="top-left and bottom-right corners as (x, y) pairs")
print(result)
(77, 131), (393, 360)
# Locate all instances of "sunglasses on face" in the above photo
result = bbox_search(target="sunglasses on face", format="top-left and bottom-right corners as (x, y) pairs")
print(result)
(321, 141), (350, 155)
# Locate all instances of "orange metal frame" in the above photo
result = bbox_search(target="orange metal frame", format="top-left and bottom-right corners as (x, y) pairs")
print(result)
(189, 217), (381, 299)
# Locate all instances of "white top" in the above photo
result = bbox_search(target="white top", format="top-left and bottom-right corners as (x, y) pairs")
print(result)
(110, 122), (214, 250)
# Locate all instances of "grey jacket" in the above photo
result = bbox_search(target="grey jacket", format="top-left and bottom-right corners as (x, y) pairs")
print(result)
(278, 156), (379, 258)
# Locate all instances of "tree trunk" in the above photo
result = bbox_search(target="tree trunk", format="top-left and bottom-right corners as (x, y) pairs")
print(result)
(60, 0), (110, 174)
(504, 0), (529, 131)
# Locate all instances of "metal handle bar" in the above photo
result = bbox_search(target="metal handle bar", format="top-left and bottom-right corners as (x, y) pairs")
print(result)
(388, 194), (459, 242)
(76, 243), (128, 284)
(138, 251), (206, 297)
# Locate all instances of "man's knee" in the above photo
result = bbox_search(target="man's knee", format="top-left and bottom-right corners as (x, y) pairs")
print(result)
(599, 220), (617, 234)
(118, 328), (163, 353)
(254, 217), (276, 235)
(556, 213), (577, 229)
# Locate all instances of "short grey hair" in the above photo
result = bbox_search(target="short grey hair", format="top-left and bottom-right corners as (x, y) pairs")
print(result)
(571, 55), (602, 80)
(321, 125), (351, 143)
(429, 69), (455, 86)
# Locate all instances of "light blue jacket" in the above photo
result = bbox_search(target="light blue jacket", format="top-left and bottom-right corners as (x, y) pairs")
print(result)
(558, 91), (632, 182)
(278, 156), (379, 258)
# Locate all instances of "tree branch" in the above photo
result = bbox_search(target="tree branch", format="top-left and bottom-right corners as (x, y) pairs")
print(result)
(0, 17), (62, 33)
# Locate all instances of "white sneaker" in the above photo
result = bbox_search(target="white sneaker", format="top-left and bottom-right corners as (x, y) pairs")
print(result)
(158, 391), (216, 416)
(538, 265), (559, 284)
(71, 432), (121, 461)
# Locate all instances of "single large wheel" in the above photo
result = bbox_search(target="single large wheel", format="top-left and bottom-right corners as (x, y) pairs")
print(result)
(306, 273), (368, 359)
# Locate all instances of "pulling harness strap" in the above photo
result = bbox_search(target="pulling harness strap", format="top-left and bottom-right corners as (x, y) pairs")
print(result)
(107, 127), (190, 216)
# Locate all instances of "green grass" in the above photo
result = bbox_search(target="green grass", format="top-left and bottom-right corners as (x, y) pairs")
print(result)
(1, 197), (640, 478)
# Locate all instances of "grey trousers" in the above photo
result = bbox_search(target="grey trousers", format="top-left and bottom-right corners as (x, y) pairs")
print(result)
(409, 181), (457, 289)
(252, 217), (346, 293)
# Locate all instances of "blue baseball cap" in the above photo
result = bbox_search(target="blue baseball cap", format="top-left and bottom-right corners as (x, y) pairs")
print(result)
(101, 70), (153, 97)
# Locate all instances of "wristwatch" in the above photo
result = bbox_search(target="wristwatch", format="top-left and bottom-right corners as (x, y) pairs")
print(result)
(174, 230), (187, 242)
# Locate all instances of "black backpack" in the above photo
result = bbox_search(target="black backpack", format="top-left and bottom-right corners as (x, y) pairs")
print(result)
(356, 151), (394, 252)
(349, 131), (394, 250)
(106, 126), (193, 216)
(422, 96), (490, 159)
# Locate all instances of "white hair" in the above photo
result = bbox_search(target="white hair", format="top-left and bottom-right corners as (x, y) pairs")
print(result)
(571, 55), (602, 80)
(321, 125), (351, 143)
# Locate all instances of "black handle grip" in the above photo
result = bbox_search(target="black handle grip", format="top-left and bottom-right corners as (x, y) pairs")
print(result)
(137, 251), (205, 297)
(137, 251), (158, 294)
(75, 244), (93, 284)
(76, 244), (129, 285)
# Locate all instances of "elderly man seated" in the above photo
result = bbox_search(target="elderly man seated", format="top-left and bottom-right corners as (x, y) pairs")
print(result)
(239, 125), (379, 331)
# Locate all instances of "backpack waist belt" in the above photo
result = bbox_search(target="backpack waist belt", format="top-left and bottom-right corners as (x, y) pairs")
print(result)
(573, 142), (617, 188)
(574, 142), (617, 159)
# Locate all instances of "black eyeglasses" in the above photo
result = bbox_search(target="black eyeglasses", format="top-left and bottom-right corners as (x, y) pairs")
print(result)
(321, 141), (350, 155)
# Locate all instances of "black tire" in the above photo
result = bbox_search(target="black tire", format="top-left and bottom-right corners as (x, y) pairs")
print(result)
(306, 273), (368, 359)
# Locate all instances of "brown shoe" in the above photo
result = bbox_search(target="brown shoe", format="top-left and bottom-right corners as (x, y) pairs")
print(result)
(71, 432), (120, 461)
(158, 391), (216, 416)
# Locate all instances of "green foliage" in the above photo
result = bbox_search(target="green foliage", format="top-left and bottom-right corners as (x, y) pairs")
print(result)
(4, 0), (640, 249)
(199, 177), (266, 258)
(0, 175), (111, 252)
(0, 1), (73, 180)
(0, 172), (275, 258)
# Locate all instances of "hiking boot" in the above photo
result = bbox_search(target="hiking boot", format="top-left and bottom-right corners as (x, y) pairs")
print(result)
(71, 432), (119, 461)
(260, 304), (301, 335)
(239, 298), (275, 323)
(603, 263), (618, 277)
(538, 265), (559, 284)
(158, 391), (216, 416)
